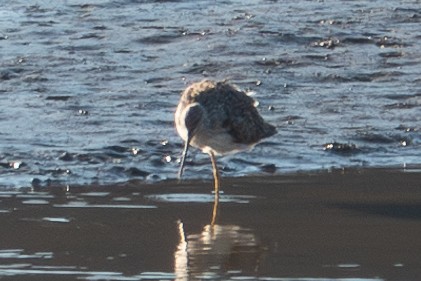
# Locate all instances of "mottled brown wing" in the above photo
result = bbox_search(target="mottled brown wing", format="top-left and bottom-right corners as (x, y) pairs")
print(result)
(223, 87), (276, 144)
(195, 82), (276, 145)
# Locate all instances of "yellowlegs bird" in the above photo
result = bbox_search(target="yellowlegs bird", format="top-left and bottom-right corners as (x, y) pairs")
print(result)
(175, 80), (277, 195)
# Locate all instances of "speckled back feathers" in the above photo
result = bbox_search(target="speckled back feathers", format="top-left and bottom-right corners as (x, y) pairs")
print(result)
(179, 80), (276, 145)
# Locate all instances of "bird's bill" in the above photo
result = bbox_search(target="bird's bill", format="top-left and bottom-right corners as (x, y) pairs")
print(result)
(178, 138), (190, 180)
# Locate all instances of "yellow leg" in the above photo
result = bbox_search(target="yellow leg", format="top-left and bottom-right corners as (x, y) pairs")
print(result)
(209, 151), (220, 196)
(209, 151), (220, 226)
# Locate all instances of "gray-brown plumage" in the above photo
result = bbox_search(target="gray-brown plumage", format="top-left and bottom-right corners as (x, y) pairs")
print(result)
(175, 80), (277, 195)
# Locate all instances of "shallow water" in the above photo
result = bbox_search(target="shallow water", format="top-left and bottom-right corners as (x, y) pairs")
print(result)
(1, 170), (421, 280)
(1, 1), (421, 188)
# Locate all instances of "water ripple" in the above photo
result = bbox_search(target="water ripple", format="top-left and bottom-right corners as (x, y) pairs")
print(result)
(0, 0), (420, 188)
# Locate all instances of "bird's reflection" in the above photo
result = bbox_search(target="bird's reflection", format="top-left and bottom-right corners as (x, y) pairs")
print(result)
(174, 195), (264, 280)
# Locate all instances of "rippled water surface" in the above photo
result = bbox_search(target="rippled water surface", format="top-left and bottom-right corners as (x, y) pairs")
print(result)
(1, 0), (420, 188)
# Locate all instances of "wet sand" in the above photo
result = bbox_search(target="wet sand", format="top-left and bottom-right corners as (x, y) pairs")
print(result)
(0, 168), (421, 280)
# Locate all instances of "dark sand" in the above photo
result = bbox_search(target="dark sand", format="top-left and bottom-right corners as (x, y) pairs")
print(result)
(0, 168), (421, 280)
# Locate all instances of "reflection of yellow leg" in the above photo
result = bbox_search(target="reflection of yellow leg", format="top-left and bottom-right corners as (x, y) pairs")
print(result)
(209, 151), (220, 226)
(211, 191), (219, 226)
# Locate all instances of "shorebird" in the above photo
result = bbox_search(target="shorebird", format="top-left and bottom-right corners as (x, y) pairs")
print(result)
(175, 80), (277, 196)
